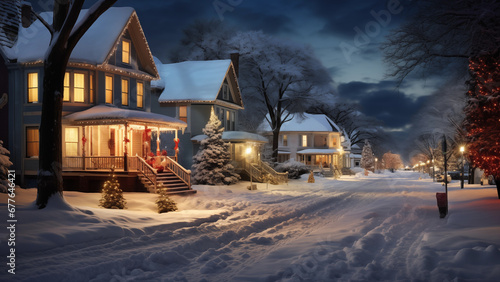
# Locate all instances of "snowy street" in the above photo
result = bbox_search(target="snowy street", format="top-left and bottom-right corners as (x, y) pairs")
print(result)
(1, 171), (500, 281)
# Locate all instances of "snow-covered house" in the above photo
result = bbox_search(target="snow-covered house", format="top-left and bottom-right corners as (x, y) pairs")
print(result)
(151, 56), (268, 169)
(259, 113), (350, 170)
(0, 7), (192, 194)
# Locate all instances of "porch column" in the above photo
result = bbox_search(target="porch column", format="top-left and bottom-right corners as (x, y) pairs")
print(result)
(174, 129), (179, 161)
(156, 127), (161, 156)
(82, 126), (86, 170)
(124, 123), (128, 172)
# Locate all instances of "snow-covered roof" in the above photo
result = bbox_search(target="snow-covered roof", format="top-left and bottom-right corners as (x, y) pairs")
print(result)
(1, 7), (158, 78)
(64, 105), (186, 129)
(259, 112), (339, 133)
(351, 154), (362, 159)
(191, 131), (267, 143)
(156, 60), (242, 108)
(297, 149), (339, 154)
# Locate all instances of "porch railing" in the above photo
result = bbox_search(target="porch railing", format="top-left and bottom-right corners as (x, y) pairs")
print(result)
(260, 161), (288, 184)
(164, 156), (191, 189)
(137, 156), (157, 192)
(63, 156), (138, 171)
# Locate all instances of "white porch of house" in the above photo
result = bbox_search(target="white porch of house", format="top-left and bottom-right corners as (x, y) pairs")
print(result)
(297, 149), (343, 169)
(62, 105), (194, 194)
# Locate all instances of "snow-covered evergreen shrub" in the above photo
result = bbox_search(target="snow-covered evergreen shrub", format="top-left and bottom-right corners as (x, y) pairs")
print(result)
(360, 139), (375, 173)
(192, 108), (240, 185)
(156, 184), (178, 213)
(0, 140), (13, 193)
(275, 160), (310, 179)
(99, 168), (126, 209)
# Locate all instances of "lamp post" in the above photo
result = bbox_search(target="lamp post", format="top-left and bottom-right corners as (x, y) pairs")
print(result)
(246, 147), (254, 190)
(432, 158), (435, 182)
(460, 146), (465, 189)
(375, 157), (378, 173)
(427, 160), (430, 175)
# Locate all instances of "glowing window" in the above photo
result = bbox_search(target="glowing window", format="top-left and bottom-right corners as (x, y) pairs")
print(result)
(302, 135), (308, 147)
(179, 106), (187, 123)
(137, 82), (143, 108)
(122, 40), (130, 64)
(26, 127), (39, 157)
(283, 135), (288, 146)
(27, 72), (38, 103)
(121, 79), (129, 106)
(65, 127), (79, 156)
(73, 73), (85, 102)
(63, 72), (70, 101)
(105, 75), (113, 104)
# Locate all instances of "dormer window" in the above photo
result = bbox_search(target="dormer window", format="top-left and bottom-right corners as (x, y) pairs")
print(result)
(222, 83), (229, 100)
(122, 39), (130, 64)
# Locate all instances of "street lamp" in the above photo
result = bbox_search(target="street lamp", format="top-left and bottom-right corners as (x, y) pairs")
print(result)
(432, 158), (435, 182)
(460, 146), (465, 189)
(375, 157), (378, 173)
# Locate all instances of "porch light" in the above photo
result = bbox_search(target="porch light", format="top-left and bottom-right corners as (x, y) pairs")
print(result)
(246, 147), (252, 155)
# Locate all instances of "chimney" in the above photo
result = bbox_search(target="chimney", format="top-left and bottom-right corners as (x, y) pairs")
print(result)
(230, 53), (239, 78)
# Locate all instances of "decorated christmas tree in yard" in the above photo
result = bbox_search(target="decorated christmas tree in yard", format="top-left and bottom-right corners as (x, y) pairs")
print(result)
(99, 167), (126, 209)
(156, 184), (178, 213)
(360, 139), (375, 174)
(192, 108), (240, 185)
(464, 53), (500, 198)
(0, 140), (13, 193)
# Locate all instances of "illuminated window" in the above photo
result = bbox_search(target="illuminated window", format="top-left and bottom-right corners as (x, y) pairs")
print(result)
(226, 110), (231, 130)
(27, 72), (38, 103)
(122, 40), (130, 64)
(283, 135), (288, 146)
(332, 137), (337, 147)
(63, 72), (70, 101)
(26, 127), (39, 157)
(105, 75), (113, 104)
(179, 105), (187, 123)
(73, 73), (85, 102)
(121, 79), (129, 106)
(137, 82), (143, 108)
(65, 127), (79, 156)
(89, 74), (94, 103)
(302, 135), (307, 147)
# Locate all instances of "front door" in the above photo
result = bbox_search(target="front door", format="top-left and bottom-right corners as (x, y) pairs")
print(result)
(109, 128), (116, 156)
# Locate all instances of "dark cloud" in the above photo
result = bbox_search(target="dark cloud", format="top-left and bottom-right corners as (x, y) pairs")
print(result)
(337, 80), (429, 128)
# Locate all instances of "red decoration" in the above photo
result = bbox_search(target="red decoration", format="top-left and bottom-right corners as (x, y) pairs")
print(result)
(143, 128), (152, 142)
(82, 136), (87, 144)
(124, 138), (130, 143)
(464, 53), (500, 197)
(174, 138), (180, 151)
(161, 150), (168, 156)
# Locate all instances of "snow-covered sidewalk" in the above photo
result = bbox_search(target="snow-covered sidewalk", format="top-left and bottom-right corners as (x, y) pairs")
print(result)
(1, 170), (499, 281)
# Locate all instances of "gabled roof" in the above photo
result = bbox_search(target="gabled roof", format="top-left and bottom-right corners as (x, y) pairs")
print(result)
(1, 7), (158, 79)
(155, 59), (243, 109)
(259, 112), (339, 133)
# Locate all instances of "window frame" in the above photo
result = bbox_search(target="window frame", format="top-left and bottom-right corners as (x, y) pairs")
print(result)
(179, 105), (187, 123)
(105, 75), (113, 104)
(136, 81), (144, 108)
(89, 73), (95, 104)
(27, 72), (39, 103)
(121, 78), (129, 106)
(73, 72), (86, 103)
(26, 126), (39, 158)
(122, 39), (131, 64)
(64, 127), (79, 157)
(302, 135), (308, 147)
(222, 83), (229, 100)
(283, 134), (288, 146)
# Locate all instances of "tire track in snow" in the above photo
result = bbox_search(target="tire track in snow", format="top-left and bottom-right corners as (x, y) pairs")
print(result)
(14, 189), (354, 281)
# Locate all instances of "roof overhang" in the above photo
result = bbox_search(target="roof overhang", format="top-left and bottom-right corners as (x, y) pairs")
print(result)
(63, 105), (187, 131)
(297, 149), (339, 155)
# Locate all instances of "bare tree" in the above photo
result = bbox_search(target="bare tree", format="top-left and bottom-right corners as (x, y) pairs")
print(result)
(36, 0), (117, 209)
(382, 0), (500, 82)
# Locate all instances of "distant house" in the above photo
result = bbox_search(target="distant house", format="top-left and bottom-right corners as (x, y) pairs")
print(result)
(259, 113), (350, 170)
(0, 6), (193, 194)
(151, 57), (287, 184)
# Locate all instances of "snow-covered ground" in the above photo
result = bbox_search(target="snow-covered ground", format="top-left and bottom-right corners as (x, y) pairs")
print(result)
(1, 170), (500, 281)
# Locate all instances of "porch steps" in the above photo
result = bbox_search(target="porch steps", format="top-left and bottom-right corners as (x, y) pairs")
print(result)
(139, 170), (196, 195)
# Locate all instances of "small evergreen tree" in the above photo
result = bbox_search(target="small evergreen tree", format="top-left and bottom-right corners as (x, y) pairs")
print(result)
(192, 108), (240, 185)
(360, 139), (375, 173)
(156, 184), (178, 213)
(0, 140), (13, 193)
(99, 167), (126, 209)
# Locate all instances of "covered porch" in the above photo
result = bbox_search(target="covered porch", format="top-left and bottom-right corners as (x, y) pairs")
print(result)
(297, 148), (342, 170)
(62, 105), (187, 172)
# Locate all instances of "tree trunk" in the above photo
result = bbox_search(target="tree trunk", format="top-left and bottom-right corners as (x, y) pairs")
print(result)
(271, 129), (280, 164)
(36, 51), (67, 209)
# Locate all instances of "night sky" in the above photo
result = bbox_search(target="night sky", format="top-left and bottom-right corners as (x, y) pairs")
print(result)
(30, 0), (446, 153)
